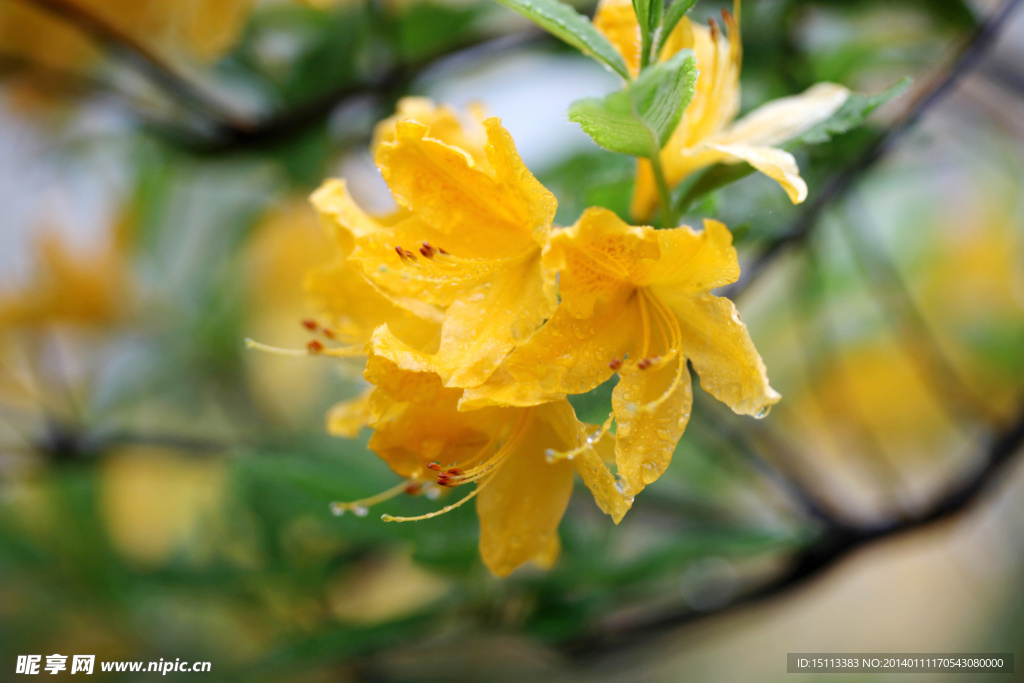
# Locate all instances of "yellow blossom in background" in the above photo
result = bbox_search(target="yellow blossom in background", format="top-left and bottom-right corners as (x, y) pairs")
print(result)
(331, 353), (629, 576)
(593, 0), (850, 221)
(0, 226), (130, 331)
(464, 208), (779, 496)
(101, 447), (226, 567)
(243, 200), (341, 425)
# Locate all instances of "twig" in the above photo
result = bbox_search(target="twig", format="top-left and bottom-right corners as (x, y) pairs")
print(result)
(840, 198), (998, 426)
(17, 0), (254, 132)
(729, 0), (1024, 298)
(562, 400), (1024, 657)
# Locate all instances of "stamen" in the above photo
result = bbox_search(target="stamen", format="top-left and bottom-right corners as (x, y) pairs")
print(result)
(628, 292), (687, 415)
(395, 245), (419, 264)
(330, 479), (417, 516)
(637, 292), (652, 359)
(546, 412), (615, 462)
(708, 17), (720, 41)
(441, 410), (532, 485)
(609, 357), (622, 371)
(245, 338), (364, 358)
(301, 318), (317, 331)
(381, 478), (488, 522)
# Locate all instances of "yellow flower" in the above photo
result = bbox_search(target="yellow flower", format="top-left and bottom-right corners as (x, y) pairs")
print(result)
(462, 208), (780, 496)
(0, 226), (129, 330)
(312, 98), (558, 391)
(331, 352), (631, 576)
(593, 0), (850, 221)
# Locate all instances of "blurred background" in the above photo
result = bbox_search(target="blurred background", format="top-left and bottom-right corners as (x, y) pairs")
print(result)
(0, 0), (1022, 681)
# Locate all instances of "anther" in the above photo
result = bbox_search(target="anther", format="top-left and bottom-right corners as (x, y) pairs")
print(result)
(301, 318), (317, 331)
(322, 328), (335, 339)
(427, 462), (442, 471)
(609, 357), (622, 371)
(404, 482), (423, 495)
(708, 17), (720, 41)
(637, 356), (661, 370)
(307, 340), (324, 354)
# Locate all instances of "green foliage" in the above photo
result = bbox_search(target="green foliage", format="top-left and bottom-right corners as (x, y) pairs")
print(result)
(395, 2), (486, 61)
(569, 50), (697, 158)
(491, 0), (631, 79)
(791, 77), (912, 147)
(658, 0), (698, 56)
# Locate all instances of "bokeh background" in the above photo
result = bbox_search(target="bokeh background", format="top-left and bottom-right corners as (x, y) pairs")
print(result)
(1, 0), (1022, 681)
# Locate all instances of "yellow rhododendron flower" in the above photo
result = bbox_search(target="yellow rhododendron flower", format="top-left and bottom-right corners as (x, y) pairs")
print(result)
(463, 208), (780, 496)
(593, 0), (850, 221)
(316, 98), (558, 391)
(331, 353), (630, 576)
(302, 98), (779, 576)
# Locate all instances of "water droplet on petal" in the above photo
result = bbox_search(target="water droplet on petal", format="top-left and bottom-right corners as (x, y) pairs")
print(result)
(754, 405), (771, 420)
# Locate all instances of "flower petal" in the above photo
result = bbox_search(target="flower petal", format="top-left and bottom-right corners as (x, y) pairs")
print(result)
(701, 142), (807, 203)
(305, 248), (440, 349)
(375, 118), (554, 258)
(612, 347), (693, 495)
(593, 0), (642, 77)
(656, 290), (781, 416)
(545, 207), (660, 319)
(372, 97), (488, 167)
(476, 406), (576, 577)
(363, 355), (506, 477)
(459, 297), (640, 408)
(368, 253), (555, 390)
(574, 443), (633, 524)
(326, 388), (374, 438)
(311, 178), (400, 250)
(716, 82), (850, 148)
(641, 218), (740, 294)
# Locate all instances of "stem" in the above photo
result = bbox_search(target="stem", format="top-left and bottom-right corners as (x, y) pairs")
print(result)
(649, 152), (676, 228)
(639, 24), (652, 71)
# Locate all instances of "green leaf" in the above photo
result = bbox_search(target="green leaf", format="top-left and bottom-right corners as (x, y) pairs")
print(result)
(657, 0), (698, 57)
(673, 78), (911, 214)
(787, 77), (911, 148)
(569, 49), (697, 158)
(492, 0), (631, 79)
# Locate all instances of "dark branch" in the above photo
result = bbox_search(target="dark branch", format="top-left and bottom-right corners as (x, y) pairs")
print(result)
(16, 0), (255, 132)
(562, 400), (1024, 658)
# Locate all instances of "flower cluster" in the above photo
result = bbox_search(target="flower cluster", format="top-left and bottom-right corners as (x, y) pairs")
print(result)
(296, 96), (781, 576)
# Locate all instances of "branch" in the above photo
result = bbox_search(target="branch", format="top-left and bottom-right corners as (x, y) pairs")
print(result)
(16, 0), (254, 132)
(729, 0), (1024, 299)
(13, 0), (548, 152)
(562, 400), (1024, 658)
